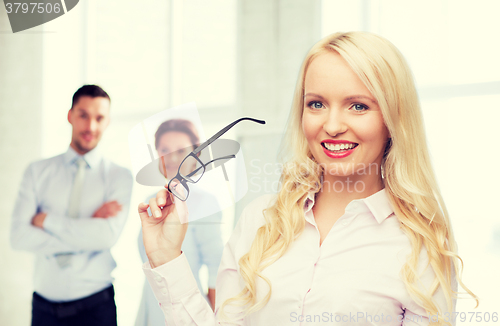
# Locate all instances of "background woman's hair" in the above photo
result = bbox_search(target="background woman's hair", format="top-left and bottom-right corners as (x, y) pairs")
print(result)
(219, 31), (478, 324)
(154, 118), (200, 150)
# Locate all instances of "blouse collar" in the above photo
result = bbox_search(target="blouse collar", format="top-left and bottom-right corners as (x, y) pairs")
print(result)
(304, 186), (395, 224)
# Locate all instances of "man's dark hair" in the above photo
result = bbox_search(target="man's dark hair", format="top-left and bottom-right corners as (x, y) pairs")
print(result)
(71, 85), (110, 108)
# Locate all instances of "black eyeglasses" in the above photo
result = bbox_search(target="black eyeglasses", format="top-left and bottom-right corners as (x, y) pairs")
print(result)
(167, 117), (266, 201)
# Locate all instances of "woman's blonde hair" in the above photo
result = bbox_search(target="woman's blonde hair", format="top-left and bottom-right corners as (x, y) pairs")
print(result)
(220, 31), (478, 324)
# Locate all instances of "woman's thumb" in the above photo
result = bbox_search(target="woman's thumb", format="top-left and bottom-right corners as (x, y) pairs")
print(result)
(172, 194), (189, 224)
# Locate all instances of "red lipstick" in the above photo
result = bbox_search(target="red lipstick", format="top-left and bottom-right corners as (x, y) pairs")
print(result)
(321, 139), (358, 159)
(321, 139), (357, 144)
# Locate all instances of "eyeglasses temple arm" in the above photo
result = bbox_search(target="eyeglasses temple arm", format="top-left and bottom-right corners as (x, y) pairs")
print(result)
(186, 154), (236, 178)
(193, 117), (265, 155)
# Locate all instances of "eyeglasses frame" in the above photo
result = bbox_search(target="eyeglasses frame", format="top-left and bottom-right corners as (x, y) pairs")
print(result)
(166, 117), (266, 201)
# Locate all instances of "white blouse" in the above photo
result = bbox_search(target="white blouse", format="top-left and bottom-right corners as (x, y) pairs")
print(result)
(143, 188), (457, 325)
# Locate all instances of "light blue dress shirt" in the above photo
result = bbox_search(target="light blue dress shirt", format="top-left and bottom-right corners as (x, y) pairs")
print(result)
(135, 184), (224, 326)
(10, 146), (133, 302)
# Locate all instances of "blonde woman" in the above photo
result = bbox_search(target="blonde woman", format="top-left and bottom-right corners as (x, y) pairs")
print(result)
(138, 32), (477, 325)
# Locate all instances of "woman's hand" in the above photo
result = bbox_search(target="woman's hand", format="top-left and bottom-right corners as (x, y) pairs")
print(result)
(138, 183), (189, 268)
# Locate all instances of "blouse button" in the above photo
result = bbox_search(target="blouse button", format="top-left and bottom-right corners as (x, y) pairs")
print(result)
(342, 220), (348, 226)
(161, 288), (168, 295)
(155, 275), (162, 282)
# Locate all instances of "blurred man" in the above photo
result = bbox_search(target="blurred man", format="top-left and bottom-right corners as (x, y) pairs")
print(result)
(10, 85), (133, 326)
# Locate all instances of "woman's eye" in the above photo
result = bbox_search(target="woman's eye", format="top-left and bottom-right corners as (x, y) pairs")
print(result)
(351, 103), (368, 112)
(308, 101), (324, 110)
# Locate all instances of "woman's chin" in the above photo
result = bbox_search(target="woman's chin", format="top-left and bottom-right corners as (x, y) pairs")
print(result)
(318, 162), (356, 175)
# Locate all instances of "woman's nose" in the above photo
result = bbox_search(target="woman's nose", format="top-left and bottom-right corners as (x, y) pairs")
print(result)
(323, 109), (347, 137)
(164, 155), (179, 165)
(172, 150), (188, 161)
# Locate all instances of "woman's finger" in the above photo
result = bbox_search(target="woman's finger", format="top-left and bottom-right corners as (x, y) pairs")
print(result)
(173, 195), (189, 224)
(156, 188), (168, 207)
(164, 182), (177, 205)
(138, 202), (150, 220)
(148, 197), (162, 219)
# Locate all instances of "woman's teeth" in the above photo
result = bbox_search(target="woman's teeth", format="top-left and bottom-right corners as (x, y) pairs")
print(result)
(323, 143), (358, 152)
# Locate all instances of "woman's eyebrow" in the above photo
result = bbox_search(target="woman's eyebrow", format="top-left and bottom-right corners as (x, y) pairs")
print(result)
(345, 95), (377, 104)
(304, 93), (377, 104)
(303, 93), (325, 100)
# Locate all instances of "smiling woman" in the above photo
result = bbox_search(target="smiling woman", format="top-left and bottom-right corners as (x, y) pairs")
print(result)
(138, 31), (478, 326)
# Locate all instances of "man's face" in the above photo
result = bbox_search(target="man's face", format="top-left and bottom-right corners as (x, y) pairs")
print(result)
(67, 96), (110, 155)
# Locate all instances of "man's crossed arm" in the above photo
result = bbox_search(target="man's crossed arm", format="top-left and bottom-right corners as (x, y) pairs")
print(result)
(10, 163), (133, 255)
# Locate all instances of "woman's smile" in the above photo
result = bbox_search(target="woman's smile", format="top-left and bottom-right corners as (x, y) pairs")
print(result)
(321, 139), (359, 158)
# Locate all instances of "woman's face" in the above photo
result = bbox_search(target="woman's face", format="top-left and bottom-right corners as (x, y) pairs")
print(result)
(156, 131), (196, 179)
(301, 51), (390, 180)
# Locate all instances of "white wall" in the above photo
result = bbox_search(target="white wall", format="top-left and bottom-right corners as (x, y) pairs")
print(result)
(0, 6), (44, 326)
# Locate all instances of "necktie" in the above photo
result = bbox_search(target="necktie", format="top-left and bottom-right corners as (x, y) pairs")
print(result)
(55, 157), (87, 268)
(67, 157), (87, 219)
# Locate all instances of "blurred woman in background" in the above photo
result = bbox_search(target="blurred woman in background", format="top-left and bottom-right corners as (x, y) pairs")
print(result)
(135, 119), (223, 326)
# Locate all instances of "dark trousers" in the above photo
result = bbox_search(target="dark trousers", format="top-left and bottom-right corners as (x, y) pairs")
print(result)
(31, 285), (117, 326)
